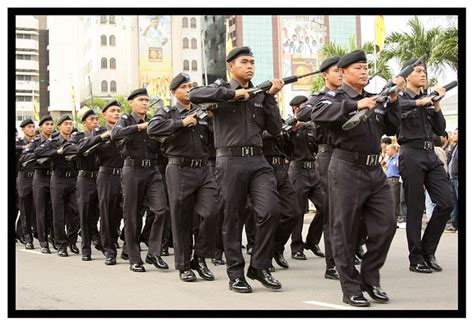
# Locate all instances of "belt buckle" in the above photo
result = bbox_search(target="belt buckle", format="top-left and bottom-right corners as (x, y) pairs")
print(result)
(366, 155), (378, 166)
(65, 172), (71, 178)
(244, 147), (250, 156)
(113, 168), (120, 175)
(27, 171), (34, 178)
(142, 159), (150, 168)
(191, 159), (197, 167)
(272, 157), (278, 165)
(304, 162), (311, 169)
(424, 141), (433, 150)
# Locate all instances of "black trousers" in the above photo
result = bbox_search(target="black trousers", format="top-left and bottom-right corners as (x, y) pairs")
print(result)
(77, 175), (99, 256)
(216, 155), (280, 280)
(270, 163), (300, 256)
(209, 164), (225, 254)
(32, 172), (53, 248)
(328, 155), (396, 296)
(315, 151), (336, 268)
(17, 173), (36, 243)
(166, 164), (219, 270)
(50, 174), (80, 248)
(387, 176), (401, 218)
(97, 171), (122, 258)
(399, 147), (454, 265)
(288, 164), (324, 254)
(121, 165), (167, 265)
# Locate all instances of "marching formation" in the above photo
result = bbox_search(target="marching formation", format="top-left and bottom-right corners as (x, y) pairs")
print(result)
(15, 46), (456, 307)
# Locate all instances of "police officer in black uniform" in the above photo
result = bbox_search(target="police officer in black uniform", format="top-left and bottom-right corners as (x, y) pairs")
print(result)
(189, 46), (284, 293)
(312, 50), (404, 307)
(36, 115), (80, 257)
(16, 118), (37, 249)
(286, 96), (325, 261)
(111, 88), (168, 273)
(397, 59), (453, 273)
(296, 56), (342, 280)
(20, 115), (55, 253)
(148, 72), (220, 282)
(69, 109), (102, 261)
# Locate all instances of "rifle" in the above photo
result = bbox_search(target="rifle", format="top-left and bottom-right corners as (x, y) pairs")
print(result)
(282, 120), (316, 135)
(281, 116), (298, 132)
(181, 106), (209, 128)
(422, 81), (458, 103)
(342, 54), (427, 131)
(82, 127), (108, 157)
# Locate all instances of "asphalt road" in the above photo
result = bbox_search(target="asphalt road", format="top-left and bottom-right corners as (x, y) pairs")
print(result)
(14, 216), (459, 311)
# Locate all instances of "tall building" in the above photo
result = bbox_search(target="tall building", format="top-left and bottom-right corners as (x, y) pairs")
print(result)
(201, 15), (226, 84)
(15, 15), (40, 125)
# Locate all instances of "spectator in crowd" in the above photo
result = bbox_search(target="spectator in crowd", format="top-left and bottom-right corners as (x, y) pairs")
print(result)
(440, 131), (454, 164)
(446, 128), (458, 232)
(385, 144), (401, 222)
(380, 136), (392, 172)
(425, 135), (448, 220)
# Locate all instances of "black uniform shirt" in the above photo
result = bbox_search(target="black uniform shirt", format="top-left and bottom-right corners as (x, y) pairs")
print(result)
(262, 130), (290, 159)
(311, 82), (400, 155)
(70, 130), (100, 171)
(147, 102), (210, 159)
(111, 111), (159, 160)
(35, 133), (77, 171)
(288, 127), (318, 162)
(20, 134), (52, 171)
(397, 88), (447, 144)
(91, 123), (125, 168)
(16, 137), (34, 173)
(189, 78), (282, 149)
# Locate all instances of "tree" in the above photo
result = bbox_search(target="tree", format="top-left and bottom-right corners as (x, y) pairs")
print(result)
(380, 16), (458, 86)
(311, 35), (392, 93)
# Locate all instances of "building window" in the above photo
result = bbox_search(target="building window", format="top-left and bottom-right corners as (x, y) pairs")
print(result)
(16, 75), (32, 81)
(183, 60), (189, 71)
(100, 34), (107, 46)
(101, 80), (108, 92)
(192, 60), (197, 71)
(100, 16), (107, 24)
(182, 17), (188, 28)
(190, 17), (197, 28)
(101, 57), (107, 69)
(183, 38), (189, 49)
(16, 96), (33, 102)
(109, 16), (115, 24)
(17, 33), (32, 39)
(110, 58), (116, 69)
(191, 38), (197, 49)
(110, 81), (117, 92)
(16, 54), (32, 60)
(109, 35), (116, 46)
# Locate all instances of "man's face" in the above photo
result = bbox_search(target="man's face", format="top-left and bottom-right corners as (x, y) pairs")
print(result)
(103, 106), (121, 124)
(41, 121), (54, 136)
(292, 102), (306, 115)
(453, 129), (458, 143)
(342, 62), (369, 88)
(58, 120), (73, 135)
(22, 124), (35, 138)
(228, 55), (255, 82)
(407, 65), (426, 88)
(83, 115), (99, 131)
(129, 95), (149, 115)
(386, 146), (396, 157)
(172, 82), (193, 105)
(324, 66), (343, 88)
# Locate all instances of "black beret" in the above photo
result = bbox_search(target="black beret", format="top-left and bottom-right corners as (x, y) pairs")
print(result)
(57, 114), (73, 126)
(320, 56), (341, 72)
(39, 115), (53, 126)
(402, 58), (425, 71)
(81, 108), (98, 122)
(226, 46), (254, 62)
(337, 50), (367, 68)
(20, 118), (34, 128)
(102, 99), (121, 113)
(289, 95), (308, 107)
(170, 72), (191, 91)
(127, 88), (148, 101)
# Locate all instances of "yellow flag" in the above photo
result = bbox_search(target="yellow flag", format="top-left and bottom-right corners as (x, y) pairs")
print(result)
(375, 15), (386, 52)
(33, 97), (40, 122)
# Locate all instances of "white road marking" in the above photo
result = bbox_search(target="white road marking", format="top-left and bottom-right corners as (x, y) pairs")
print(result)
(303, 300), (369, 310)
(18, 249), (43, 255)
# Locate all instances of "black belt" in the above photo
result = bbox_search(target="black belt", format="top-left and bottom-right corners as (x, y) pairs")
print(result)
(168, 157), (208, 168)
(401, 140), (434, 151)
(332, 148), (380, 167)
(290, 160), (315, 169)
(78, 170), (98, 179)
(19, 171), (35, 178)
(266, 156), (286, 166)
(216, 146), (263, 157)
(99, 166), (122, 176)
(318, 144), (333, 153)
(123, 158), (158, 168)
(35, 169), (52, 177)
(52, 170), (78, 178)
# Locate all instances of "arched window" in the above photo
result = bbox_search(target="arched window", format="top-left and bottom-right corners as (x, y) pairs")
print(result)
(101, 57), (107, 69)
(101, 80), (108, 92)
(183, 60), (189, 71)
(192, 60), (198, 71)
(109, 35), (116, 46)
(182, 17), (188, 28)
(100, 16), (107, 24)
(100, 34), (107, 46)
(110, 81), (117, 92)
(191, 38), (197, 49)
(109, 58), (116, 69)
(109, 16), (115, 24)
(190, 17), (197, 28)
(183, 38), (189, 49)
